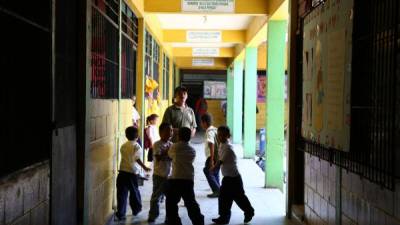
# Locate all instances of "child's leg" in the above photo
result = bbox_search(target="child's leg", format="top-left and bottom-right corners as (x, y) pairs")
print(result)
(127, 173), (142, 215)
(217, 177), (234, 222)
(165, 180), (183, 225)
(181, 180), (204, 225)
(203, 157), (220, 194)
(148, 175), (167, 220)
(116, 172), (129, 218)
(232, 176), (254, 216)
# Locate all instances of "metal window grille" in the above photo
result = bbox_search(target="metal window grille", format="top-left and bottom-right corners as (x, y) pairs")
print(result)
(121, 1), (138, 99)
(163, 53), (170, 99)
(91, 0), (138, 99)
(91, 1), (119, 98)
(153, 41), (160, 83)
(298, 0), (399, 190)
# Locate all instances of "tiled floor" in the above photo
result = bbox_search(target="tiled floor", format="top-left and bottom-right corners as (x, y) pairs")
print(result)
(107, 134), (298, 225)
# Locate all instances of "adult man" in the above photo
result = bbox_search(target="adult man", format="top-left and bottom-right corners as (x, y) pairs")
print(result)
(162, 86), (197, 142)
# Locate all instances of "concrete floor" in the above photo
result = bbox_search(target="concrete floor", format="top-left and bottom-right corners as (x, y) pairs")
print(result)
(107, 134), (298, 225)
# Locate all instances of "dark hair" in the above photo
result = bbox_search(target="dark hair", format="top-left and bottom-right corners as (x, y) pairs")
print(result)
(217, 126), (231, 138)
(200, 113), (213, 125)
(174, 86), (188, 97)
(146, 113), (159, 125)
(125, 126), (139, 140)
(159, 122), (171, 134)
(178, 127), (192, 142)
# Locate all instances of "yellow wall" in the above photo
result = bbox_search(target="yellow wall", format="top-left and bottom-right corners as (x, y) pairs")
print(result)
(207, 100), (226, 128)
(257, 43), (267, 70)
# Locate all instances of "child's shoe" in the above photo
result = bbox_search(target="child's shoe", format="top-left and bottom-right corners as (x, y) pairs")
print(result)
(244, 211), (254, 223)
(211, 217), (229, 224)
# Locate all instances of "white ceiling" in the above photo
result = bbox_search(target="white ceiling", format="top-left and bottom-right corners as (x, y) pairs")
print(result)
(156, 14), (254, 30)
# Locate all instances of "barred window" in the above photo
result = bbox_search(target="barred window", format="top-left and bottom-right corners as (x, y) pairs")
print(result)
(91, 0), (138, 99)
(162, 53), (170, 99)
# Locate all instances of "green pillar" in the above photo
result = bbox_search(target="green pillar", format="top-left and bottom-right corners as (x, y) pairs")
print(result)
(265, 20), (287, 190)
(226, 68), (234, 129)
(232, 59), (244, 143)
(244, 47), (257, 158)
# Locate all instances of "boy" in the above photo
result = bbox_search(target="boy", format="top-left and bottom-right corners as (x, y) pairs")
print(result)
(166, 127), (204, 225)
(148, 123), (173, 222)
(211, 126), (254, 224)
(115, 126), (151, 221)
(200, 113), (220, 198)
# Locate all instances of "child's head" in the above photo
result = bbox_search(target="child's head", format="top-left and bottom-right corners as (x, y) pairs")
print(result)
(200, 113), (213, 129)
(178, 127), (192, 142)
(217, 126), (231, 143)
(125, 126), (139, 141)
(159, 122), (173, 141)
(146, 114), (159, 125)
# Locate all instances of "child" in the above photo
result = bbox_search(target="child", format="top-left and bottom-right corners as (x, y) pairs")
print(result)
(115, 126), (151, 221)
(147, 123), (173, 222)
(211, 126), (254, 225)
(165, 127), (204, 225)
(144, 114), (160, 162)
(200, 113), (220, 198)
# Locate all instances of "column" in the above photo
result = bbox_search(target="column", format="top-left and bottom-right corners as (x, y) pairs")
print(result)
(232, 59), (244, 143)
(265, 20), (287, 190)
(226, 67), (233, 129)
(244, 47), (257, 158)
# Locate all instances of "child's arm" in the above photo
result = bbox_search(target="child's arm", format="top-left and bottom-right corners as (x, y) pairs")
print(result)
(136, 159), (151, 172)
(210, 160), (222, 172)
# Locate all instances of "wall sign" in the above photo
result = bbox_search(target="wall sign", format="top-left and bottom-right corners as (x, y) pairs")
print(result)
(192, 58), (215, 66)
(182, 0), (235, 13)
(302, 0), (354, 151)
(192, 47), (220, 57)
(187, 31), (222, 43)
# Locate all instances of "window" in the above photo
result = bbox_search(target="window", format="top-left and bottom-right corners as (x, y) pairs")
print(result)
(121, 1), (138, 99)
(162, 53), (170, 99)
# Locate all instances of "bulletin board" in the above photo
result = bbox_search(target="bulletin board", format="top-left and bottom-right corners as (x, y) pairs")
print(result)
(301, 0), (353, 151)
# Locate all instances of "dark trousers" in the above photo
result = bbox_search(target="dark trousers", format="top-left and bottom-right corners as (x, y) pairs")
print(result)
(116, 171), (142, 218)
(166, 179), (204, 225)
(203, 157), (220, 193)
(218, 175), (254, 222)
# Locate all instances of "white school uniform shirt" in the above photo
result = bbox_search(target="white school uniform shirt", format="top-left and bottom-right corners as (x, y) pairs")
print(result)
(168, 141), (196, 180)
(132, 107), (140, 123)
(219, 142), (240, 177)
(204, 126), (217, 158)
(119, 141), (143, 174)
(152, 139), (173, 178)
(148, 124), (160, 145)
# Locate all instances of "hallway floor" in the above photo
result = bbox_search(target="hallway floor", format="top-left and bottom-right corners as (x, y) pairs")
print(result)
(107, 134), (298, 225)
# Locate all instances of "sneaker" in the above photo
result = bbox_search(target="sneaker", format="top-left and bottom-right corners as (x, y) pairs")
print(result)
(244, 211), (254, 223)
(212, 218), (229, 224)
(147, 218), (155, 223)
(207, 192), (219, 198)
(113, 213), (126, 221)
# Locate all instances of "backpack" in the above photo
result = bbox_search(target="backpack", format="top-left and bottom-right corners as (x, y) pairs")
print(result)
(143, 126), (151, 149)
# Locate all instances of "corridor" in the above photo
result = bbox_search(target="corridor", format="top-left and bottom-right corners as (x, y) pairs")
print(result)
(107, 134), (296, 225)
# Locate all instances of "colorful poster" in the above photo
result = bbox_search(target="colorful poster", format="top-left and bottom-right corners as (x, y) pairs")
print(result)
(257, 75), (267, 103)
(301, 0), (353, 151)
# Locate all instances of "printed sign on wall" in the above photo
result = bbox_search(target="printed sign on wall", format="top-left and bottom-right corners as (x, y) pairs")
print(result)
(187, 31), (222, 43)
(182, 0), (235, 13)
(192, 48), (220, 57)
(192, 58), (215, 66)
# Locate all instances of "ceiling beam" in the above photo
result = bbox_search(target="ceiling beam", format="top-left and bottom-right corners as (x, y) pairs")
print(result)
(163, 30), (246, 44)
(144, 0), (268, 15)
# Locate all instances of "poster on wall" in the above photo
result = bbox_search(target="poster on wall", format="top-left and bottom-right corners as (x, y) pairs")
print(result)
(257, 74), (266, 103)
(204, 81), (226, 99)
(301, 0), (353, 151)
